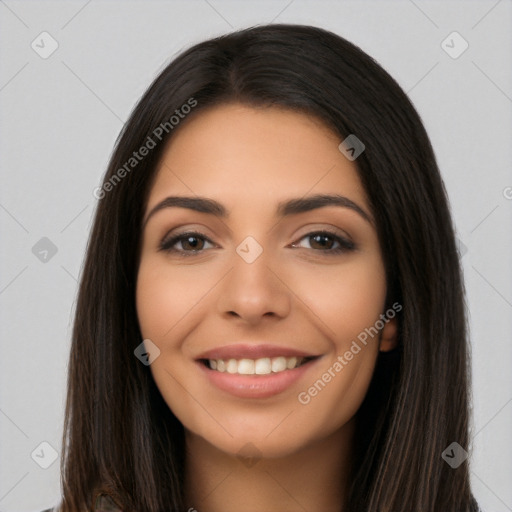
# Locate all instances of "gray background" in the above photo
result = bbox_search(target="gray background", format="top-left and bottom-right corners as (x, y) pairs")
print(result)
(1, 1), (511, 510)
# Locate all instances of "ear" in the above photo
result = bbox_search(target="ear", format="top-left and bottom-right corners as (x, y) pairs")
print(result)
(379, 317), (398, 352)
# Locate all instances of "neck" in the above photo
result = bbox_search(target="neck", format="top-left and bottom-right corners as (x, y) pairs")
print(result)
(184, 418), (355, 512)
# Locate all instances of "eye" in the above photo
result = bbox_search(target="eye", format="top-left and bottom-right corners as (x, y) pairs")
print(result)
(158, 229), (355, 257)
(291, 231), (355, 254)
(159, 231), (216, 255)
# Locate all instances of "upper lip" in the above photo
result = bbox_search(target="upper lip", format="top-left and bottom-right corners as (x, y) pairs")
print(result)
(196, 344), (320, 361)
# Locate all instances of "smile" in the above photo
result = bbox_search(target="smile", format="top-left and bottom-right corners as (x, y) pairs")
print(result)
(203, 356), (314, 375)
(196, 345), (322, 399)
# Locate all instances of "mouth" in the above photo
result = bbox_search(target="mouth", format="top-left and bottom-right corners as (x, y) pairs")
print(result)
(199, 355), (318, 375)
(195, 346), (322, 399)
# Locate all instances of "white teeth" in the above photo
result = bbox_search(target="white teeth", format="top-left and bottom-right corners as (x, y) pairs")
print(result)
(238, 359), (255, 375)
(286, 356), (297, 369)
(255, 358), (271, 375)
(207, 356), (306, 375)
(226, 359), (238, 374)
(271, 356), (287, 372)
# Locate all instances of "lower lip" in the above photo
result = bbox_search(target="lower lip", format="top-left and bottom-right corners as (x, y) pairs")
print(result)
(196, 358), (320, 399)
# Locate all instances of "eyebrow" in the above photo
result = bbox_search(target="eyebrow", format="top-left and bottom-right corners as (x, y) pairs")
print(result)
(142, 193), (373, 228)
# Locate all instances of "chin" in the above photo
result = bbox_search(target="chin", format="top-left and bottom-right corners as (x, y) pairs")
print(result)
(201, 430), (313, 461)
(182, 408), (330, 462)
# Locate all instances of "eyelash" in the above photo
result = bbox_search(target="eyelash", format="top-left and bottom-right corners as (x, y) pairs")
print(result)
(158, 230), (355, 257)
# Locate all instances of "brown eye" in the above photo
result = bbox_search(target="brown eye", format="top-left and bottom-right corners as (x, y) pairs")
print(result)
(159, 232), (215, 255)
(309, 233), (336, 250)
(179, 235), (205, 250)
(292, 231), (355, 254)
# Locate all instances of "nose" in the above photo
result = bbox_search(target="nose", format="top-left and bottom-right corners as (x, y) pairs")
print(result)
(216, 244), (291, 326)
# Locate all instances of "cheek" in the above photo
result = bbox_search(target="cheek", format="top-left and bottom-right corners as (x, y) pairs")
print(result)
(136, 259), (213, 341)
(293, 347), (378, 447)
(285, 255), (387, 432)
(135, 261), (214, 428)
(289, 254), (387, 347)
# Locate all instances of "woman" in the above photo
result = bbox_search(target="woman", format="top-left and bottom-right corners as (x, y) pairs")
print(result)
(52, 24), (480, 512)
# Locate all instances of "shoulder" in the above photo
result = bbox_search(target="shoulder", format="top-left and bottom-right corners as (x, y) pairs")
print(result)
(94, 493), (124, 511)
(39, 493), (123, 512)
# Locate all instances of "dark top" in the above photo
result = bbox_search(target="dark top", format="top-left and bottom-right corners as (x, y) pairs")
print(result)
(41, 494), (123, 512)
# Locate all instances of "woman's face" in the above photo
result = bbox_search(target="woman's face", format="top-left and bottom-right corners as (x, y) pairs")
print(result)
(136, 103), (397, 458)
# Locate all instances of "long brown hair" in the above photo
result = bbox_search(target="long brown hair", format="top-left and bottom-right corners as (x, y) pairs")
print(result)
(57, 24), (480, 511)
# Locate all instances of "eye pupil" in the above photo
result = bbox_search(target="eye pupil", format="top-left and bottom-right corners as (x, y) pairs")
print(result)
(311, 234), (334, 250)
(184, 236), (202, 250)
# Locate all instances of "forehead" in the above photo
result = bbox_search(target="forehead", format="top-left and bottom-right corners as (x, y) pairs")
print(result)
(147, 103), (368, 211)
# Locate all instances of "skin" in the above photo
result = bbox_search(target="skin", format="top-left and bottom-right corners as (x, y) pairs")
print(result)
(136, 103), (397, 512)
